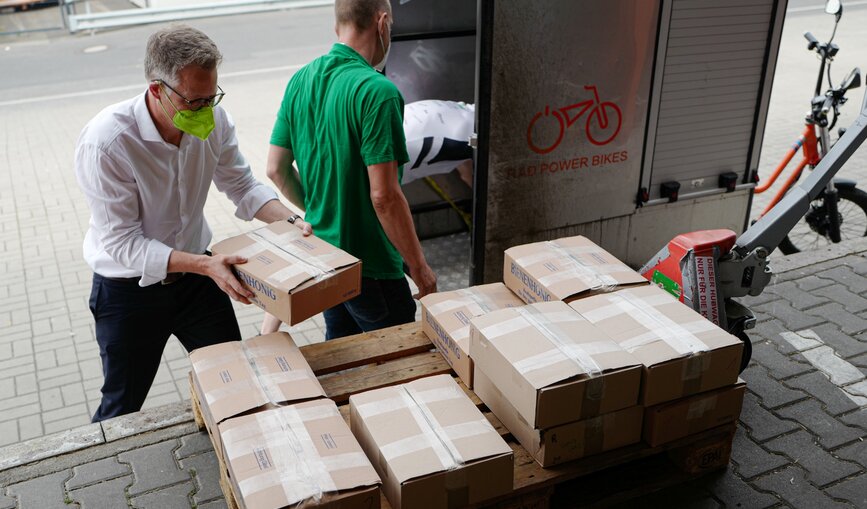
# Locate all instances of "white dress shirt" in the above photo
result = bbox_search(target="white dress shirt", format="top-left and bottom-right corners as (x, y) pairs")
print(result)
(74, 91), (277, 286)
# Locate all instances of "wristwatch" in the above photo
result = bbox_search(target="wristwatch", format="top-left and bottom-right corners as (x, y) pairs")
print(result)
(287, 214), (301, 224)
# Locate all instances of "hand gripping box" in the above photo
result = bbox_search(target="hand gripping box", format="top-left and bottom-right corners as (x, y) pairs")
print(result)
(420, 283), (524, 388)
(349, 374), (513, 509)
(469, 301), (642, 429)
(569, 284), (743, 407)
(189, 332), (326, 457)
(503, 235), (647, 305)
(212, 221), (361, 325)
(474, 368), (642, 467)
(219, 399), (381, 509)
(643, 380), (746, 447)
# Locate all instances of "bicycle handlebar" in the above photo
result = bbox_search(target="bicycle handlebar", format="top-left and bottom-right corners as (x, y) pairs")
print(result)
(735, 87), (867, 255)
(804, 31), (819, 48)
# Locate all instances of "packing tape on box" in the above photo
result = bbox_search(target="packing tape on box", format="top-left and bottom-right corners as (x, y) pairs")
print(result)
(193, 341), (319, 408)
(515, 306), (603, 377)
(355, 384), (497, 472)
(513, 241), (620, 292)
(582, 415), (606, 457)
(239, 227), (340, 284)
(425, 288), (502, 317)
(511, 244), (599, 267)
(586, 292), (712, 357)
(223, 403), (367, 506)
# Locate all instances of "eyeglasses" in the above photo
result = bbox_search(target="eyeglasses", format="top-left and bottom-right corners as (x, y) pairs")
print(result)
(157, 80), (225, 111)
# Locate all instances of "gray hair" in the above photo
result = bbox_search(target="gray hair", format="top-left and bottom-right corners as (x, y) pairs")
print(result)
(143, 24), (222, 84)
(335, 0), (390, 31)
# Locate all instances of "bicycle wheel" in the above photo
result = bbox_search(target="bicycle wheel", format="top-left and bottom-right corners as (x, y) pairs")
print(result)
(585, 102), (622, 146)
(778, 186), (867, 254)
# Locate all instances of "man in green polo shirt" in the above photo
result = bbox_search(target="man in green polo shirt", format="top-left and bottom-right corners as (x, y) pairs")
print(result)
(262, 0), (437, 339)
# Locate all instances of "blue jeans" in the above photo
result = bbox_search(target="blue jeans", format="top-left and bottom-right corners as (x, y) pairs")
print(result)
(88, 273), (241, 422)
(323, 277), (417, 340)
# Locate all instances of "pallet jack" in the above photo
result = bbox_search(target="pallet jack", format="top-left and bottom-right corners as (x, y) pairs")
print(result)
(640, 89), (867, 372)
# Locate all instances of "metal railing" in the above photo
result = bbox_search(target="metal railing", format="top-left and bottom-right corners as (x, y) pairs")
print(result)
(62, 0), (332, 33)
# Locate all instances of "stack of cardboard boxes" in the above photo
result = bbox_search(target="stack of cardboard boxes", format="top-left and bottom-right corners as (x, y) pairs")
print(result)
(190, 332), (382, 508)
(419, 235), (746, 468)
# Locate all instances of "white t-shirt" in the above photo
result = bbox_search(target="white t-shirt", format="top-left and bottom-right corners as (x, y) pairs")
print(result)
(402, 100), (475, 184)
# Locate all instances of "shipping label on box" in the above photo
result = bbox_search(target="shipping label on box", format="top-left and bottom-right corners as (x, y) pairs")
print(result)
(474, 368), (642, 467)
(349, 374), (513, 509)
(569, 285), (743, 406)
(212, 221), (361, 325)
(420, 283), (524, 388)
(503, 235), (647, 305)
(189, 332), (326, 457)
(219, 399), (381, 509)
(643, 380), (746, 447)
(470, 301), (642, 429)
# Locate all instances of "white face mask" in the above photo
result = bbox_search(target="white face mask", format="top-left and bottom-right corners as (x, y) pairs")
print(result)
(373, 16), (391, 72)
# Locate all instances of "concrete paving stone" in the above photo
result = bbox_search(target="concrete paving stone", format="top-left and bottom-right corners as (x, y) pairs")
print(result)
(753, 466), (849, 509)
(42, 403), (89, 424)
(141, 392), (182, 410)
(0, 495), (16, 509)
(803, 323), (867, 359)
(0, 356), (36, 375)
(6, 470), (72, 509)
(199, 500), (229, 509)
(817, 265), (867, 294)
(0, 343), (11, 361)
(800, 346), (866, 386)
(175, 432), (213, 460)
(180, 450), (222, 504)
(814, 284), (867, 313)
(808, 303), (867, 335)
(775, 400), (865, 449)
(0, 420), (19, 447)
(749, 342), (814, 380)
(102, 401), (192, 442)
(784, 371), (862, 416)
(40, 387), (63, 411)
(0, 379), (14, 400)
(740, 364), (807, 409)
(35, 351), (58, 371)
(61, 384), (87, 406)
(13, 373), (37, 395)
(117, 440), (188, 496)
(69, 474), (132, 509)
(40, 372), (83, 390)
(826, 473), (867, 508)
(738, 393), (800, 443)
(129, 477), (194, 509)
(792, 274), (837, 292)
(67, 457), (131, 490)
(699, 468), (779, 509)
(11, 339), (33, 358)
(17, 414), (43, 442)
(764, 281), (830, 310)
(838, 406), (867, 432)
(730, 427), (790, 479)
(763, 430), (862, 487)
(835, 440), (867, 469)
(753, 300), (826, 332)
(44, 414), (91, 435)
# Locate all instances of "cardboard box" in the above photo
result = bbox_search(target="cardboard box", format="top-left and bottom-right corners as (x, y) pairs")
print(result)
(569, 284), (744, 406)
(212, 221), (361, 325)
(420, 283), (524, 388)
(189, 332), (326, 457)
(503, 235), (647, 305)
(643, 380), (746, 447)
(469, 301), (642, 429)
(474, 368), (642, 467)
(349, 374), (513, 509)
(219, 399), (381, 509)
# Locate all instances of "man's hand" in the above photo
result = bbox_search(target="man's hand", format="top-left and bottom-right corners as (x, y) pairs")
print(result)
(289, 216), (314, 236)
(203, 254), (254, 304)
(409, 262), (437, 299)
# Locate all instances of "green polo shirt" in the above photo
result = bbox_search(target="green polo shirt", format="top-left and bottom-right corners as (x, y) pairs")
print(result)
(271, 43), (409, 279)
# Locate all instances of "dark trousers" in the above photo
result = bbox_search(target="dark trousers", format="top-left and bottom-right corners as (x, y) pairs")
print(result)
(323, 277), (417, 340)
(88, 273), (241, 422)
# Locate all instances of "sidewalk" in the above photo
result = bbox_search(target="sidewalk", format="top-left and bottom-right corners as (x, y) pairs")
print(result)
(0, 238), (865, 508)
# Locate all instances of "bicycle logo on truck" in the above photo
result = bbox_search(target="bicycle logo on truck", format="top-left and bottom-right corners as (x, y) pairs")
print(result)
(526, 85), (623, 154)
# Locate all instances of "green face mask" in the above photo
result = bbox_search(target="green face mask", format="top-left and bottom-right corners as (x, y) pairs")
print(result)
(158, 85), (216, 141)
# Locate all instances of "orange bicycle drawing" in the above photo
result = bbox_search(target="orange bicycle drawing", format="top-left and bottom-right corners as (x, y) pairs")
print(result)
(526, 85), (622, 154)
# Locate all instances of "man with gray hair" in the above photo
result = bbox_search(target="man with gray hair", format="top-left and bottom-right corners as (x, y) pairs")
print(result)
(263, 0), (437, 339)
(74, 24), (307, 421)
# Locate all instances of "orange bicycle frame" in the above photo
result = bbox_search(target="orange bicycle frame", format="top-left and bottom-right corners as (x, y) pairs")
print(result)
(756, 125), (822, 217)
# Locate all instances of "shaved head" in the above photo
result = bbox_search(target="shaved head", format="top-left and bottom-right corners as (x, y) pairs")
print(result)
(335, 0), (391, 31)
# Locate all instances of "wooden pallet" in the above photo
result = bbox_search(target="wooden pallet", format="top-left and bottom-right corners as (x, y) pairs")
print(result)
(190, 321), (736, 509)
